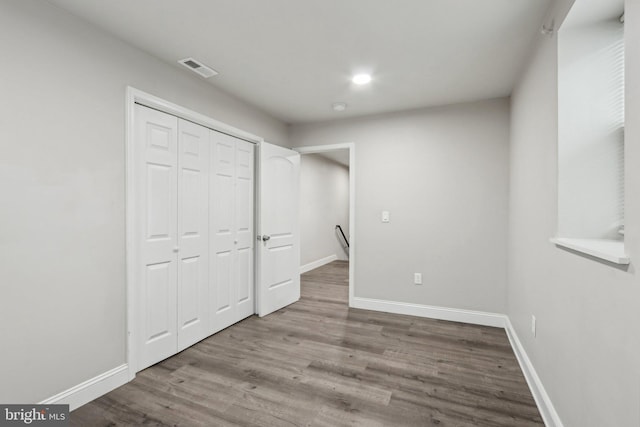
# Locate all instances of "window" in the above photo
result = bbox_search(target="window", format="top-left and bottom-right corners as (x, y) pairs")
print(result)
(554, 0), (626, 263)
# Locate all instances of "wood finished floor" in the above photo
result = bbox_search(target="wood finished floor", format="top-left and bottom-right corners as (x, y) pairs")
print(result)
(72, 261), (543, 426)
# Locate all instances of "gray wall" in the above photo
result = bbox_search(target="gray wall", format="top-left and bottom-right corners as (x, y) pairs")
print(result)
(0, 0), (288, 404)
(508, 0), (640, 425)
(299, 154), (350, 266)
(290, 98), (510, 313)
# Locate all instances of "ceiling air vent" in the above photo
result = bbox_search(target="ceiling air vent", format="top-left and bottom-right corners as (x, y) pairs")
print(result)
(178, 57), (218, 78)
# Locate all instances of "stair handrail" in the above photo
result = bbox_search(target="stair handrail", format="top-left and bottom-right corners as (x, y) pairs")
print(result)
(335, 224), (349, 248)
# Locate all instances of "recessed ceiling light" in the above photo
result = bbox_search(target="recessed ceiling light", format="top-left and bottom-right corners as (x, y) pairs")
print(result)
(332, 102), (347, 112)
(352, 74), (372, 85)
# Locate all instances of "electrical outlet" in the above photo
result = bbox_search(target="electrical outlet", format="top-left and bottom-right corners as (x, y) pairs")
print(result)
(414, 273), (422, 285)
(531, 315), (537, 337)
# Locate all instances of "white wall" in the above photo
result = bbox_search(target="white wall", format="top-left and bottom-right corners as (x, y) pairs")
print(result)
(299, 153), (350, 266)
(0, 0), (288, 404)
(508, 0), (640, 425)
(290, 98), (510, 313)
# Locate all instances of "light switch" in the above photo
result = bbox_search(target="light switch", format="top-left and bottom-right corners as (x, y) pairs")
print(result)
(381, 211), (390, 223)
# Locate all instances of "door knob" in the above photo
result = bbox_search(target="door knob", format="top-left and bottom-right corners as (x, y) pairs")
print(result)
(262, 235), (271, 242)
(173, 246), (179, 253)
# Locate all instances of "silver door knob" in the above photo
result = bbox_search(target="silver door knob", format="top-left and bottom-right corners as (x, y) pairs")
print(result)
(262, 235), (271, 242)
(173, 246), (179, 253)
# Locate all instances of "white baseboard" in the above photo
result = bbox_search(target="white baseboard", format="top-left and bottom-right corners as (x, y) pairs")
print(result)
(300, 254), (338, 274)
(504, 319), (564, 427)
(40, 364), (130, 411)
(351, 297), (507, 328)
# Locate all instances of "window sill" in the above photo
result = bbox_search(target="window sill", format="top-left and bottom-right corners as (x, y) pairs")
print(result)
(550, 237), (630, 265)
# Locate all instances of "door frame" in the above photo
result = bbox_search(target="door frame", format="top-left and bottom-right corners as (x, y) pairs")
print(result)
(125, 87), (262, 380)
(294, 143), (356, 307)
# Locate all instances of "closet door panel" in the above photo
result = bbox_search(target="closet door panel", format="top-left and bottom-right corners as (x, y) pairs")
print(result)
(235, 247), (253, 317)
(177, 119), (210, 351)
(135, 104), (178, 371)
(144, 262), (173, 340)
(235, 140), (254, 317)
(211, 136), (235, 249)
(210, 132), (239, 332)
(214, 252), (233, 311)
(177, 256), (201, 341)
(235, 140), (254, 245)
(210, 134), (255, 331)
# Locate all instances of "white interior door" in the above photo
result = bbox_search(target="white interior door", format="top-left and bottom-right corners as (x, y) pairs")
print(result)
(134, 104), (179, 370)
(176, 119), (210, 351)
(257, 142), (300, 317)
(210, 132), (255, 333)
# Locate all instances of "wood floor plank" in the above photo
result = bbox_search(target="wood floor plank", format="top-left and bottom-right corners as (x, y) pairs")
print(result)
(71, 260), (542, 426)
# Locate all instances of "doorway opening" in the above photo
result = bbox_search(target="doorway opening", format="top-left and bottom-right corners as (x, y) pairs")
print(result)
(295, 144), (355, 306)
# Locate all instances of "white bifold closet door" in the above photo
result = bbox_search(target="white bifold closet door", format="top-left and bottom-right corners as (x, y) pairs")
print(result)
(134, 104), (210, 371)
(210, 132), (255, 334)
